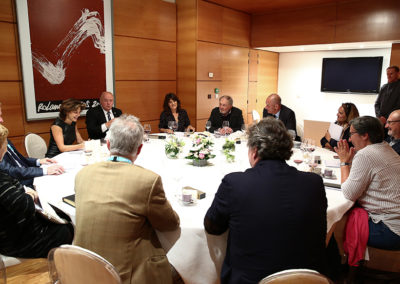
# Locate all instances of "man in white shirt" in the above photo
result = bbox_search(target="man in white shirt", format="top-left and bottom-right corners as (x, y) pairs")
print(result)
(85, 91), (122, 139)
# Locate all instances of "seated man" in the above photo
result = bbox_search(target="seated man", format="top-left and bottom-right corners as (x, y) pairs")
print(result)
(0, 102), (64, 187)
(335, 116), (400, 250)
(205, 117), (327, 283)
(208, 95), (244, 134)
(0, 124), (73, 258)
(385, 109), (400, 155)
(85, 91), (122, 139)
(263, 93), (297, 137)
(74, 114), (180, 284)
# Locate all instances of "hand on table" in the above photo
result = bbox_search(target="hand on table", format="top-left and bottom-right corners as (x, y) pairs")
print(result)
(39, 158), (56, 165)
(187, 125), (195, 132)
(47, 165), (65, 175)
(219, 127), (233, 135)
(334, 139), (355, 163)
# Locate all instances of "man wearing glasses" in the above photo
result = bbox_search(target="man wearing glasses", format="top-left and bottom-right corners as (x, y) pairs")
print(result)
(385, 109), (400, 155)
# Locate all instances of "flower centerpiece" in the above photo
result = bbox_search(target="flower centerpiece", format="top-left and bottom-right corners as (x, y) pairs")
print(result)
(185, 134), (215, 166)
(165, 136), (185, 159)
(222, 139), (235, 162)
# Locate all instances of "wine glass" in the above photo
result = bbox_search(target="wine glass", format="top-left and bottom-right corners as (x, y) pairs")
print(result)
(171, 121), (178, 133)
(168, 121), (174, 132)
(288, 129), (296, 141)
(205, 121), (211, 132)
(241, 124), (246, 132)
(222, 121), (229, 136)
(143, 124), (151, 142)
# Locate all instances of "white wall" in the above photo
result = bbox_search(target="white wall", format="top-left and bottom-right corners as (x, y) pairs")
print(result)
(277, 48), (392, 127)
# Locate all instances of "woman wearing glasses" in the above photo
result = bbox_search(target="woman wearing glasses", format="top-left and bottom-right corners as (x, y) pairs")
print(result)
(320, 103), (359, 150)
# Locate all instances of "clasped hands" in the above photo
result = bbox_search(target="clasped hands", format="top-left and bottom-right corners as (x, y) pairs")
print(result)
(39, 158), (65, 175)
(218, 127), (233, 135)
(334, 139), (355, 164)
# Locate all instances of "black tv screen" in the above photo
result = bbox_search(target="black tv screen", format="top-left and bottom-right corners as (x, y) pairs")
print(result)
(321, 56), (383, 94)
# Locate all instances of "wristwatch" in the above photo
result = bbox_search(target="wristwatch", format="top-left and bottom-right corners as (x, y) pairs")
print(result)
(340, 162), (351, 166)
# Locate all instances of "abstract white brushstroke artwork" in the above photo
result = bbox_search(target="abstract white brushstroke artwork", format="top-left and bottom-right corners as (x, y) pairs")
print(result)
(31, 9), (105, 85)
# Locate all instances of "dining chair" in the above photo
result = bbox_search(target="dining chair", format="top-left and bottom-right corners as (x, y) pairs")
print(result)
(0, 255), (6, 284)
(259, 268), (334, 284)
(252, 110), (261, 122)
(25, 133), (47, 159)
(47, 245), (121, 284)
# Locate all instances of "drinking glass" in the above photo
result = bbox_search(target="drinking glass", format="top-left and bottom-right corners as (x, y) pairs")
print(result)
(205, 121), (211, 132)
(143, 124), (151, 142)
(288, 130), (296, 141)
(171, 121), (178, 133)
(241, 124), (246, 132)
(168, 121), (174, 132)
(222, 121), (229, 136)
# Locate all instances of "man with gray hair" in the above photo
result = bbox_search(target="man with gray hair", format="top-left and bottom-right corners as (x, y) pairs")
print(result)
(208, 95), (244, 134)
(74, 114), (180, 284)
(205, 117), (327, 283)
(385, 109), (400, 155)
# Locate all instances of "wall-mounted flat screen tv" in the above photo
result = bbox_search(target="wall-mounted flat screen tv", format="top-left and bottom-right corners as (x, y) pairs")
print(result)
(321, 56), (383, 94)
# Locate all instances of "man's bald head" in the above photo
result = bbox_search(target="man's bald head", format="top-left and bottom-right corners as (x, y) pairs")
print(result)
(265, 93), (282, 115)
(386, 109), (400, 139)
(100, 91), (114, 112)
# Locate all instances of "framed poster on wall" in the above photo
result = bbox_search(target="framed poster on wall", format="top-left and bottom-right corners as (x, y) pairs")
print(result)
(16, 0), (114, 120)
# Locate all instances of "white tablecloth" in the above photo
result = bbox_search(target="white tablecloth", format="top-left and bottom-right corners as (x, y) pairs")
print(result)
(34, 134), (353, 284)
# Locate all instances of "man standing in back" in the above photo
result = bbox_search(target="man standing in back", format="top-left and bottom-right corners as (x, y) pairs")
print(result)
(85, 91), (122, 139)
(74, 114), (180, 284)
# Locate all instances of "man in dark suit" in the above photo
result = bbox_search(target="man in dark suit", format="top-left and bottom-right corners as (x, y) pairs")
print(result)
(385, 109), (400, 155)
(85, 91), (122, 139)
(263, 93), (297, 137)
(205, 118), (327, 284)
(0, 102), (64, 187)
(208, 95), (244, 134)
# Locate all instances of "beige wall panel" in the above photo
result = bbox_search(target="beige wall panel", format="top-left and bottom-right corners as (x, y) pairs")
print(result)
(248, 81), (257, 113)
(196, 118), (208, 132)
(251, 4), (336, 47)
(222, 7), (250, 48)
(0, 0), (13, 22)
(0, 82), (24, 136)
(304, 120), (330, 147)
(140, 120), (160, 134)
(197, 41), (222, 81)
(391, 43), (400, 69)
(115, 81), (176, 122)
(249, 49), (258, 82)
(196, 81), (221, 120)
(336, 0), (400, 43)
(0, 22), (19, 80)
(114, 37), (176, 80)
(221, 45), (248, 117)
(8, 136), (26, 156)
(177, 0), (197, 126)
(256, 51), (279, 113)
(198, 0), (223, 43)
(114, 0), (176, 42)
(247, 113), (253, 125)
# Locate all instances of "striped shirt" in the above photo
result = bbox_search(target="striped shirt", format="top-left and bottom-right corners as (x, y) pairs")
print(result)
(342, 142), (400, 236)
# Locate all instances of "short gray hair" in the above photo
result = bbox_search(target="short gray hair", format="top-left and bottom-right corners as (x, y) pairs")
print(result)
(108, 114), (144, 157)
(247, 117), (293, 160)
(350, 116), (384, 144)
(220, 95), (233, 105)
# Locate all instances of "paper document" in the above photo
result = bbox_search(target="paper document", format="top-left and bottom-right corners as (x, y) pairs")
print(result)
(324, 159), (340, 168)
(328, 123), (343, 141)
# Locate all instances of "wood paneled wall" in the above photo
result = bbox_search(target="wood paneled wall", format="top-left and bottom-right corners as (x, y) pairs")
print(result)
(252, 0), (400, 47)
(391, 43), (400, 69)
(0, 0), (176, 154)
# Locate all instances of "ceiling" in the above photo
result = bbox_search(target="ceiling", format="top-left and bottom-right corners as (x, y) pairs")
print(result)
(205, 0), (344, 14)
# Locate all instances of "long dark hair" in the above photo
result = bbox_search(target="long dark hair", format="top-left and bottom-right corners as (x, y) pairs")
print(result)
(163, 93), (181, 113)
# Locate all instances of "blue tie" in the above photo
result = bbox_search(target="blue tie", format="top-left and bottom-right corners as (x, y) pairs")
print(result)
(107, 111), (112, 121)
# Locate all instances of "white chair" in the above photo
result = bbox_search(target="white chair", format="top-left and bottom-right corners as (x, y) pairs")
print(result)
(24, 133), (47, 159)
(252, 110), (261, 122)
(48, 245), (121, 284)
(259, 269), (333, 284)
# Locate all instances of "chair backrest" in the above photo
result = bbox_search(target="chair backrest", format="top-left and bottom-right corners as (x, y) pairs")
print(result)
(259, 269), (333, 284)
(252, 110), (261, 122)
(0, 255), (6, 284)
(364, 246), (400, 272)
(25, 133), (47, 159)
(48, 245), (121, 284)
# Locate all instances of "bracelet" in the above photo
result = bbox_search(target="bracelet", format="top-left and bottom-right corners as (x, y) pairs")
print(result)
(340, 162), (351, 166)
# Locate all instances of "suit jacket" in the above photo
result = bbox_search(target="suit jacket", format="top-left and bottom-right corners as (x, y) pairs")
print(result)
(205, 160), (327, 284)
(74, 161), (180, 284)
(0, 140), (42, 187)
(85, 105), (122, 139)
(263, 104), (297, 134)
(208, 106), (244, 133)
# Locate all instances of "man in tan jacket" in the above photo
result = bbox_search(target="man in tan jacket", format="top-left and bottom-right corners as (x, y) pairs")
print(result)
(74, 114), (180, 284)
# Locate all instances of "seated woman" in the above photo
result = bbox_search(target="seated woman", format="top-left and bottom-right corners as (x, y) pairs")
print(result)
(159, 93), (195, 134)
(336, 116), (400, 250)
(320, 102), (359, 150)
(46, 99), (86, 158)
(0, 125), (73, 258)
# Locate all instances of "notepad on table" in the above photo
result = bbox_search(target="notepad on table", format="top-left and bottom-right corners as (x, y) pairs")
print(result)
(62, 194), (76, 207)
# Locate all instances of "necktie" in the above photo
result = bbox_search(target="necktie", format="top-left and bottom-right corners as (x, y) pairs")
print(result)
(107, 111), (111, 121)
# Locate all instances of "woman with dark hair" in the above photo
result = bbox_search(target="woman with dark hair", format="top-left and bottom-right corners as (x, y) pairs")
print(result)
(320, 102), (359, 150)
(159, 93), (195, 133)
(46, 99), (86, 158)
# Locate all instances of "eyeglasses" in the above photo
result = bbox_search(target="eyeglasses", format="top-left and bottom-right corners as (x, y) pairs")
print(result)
(349, 131), (358, 137)
(386, 120), (400, 125)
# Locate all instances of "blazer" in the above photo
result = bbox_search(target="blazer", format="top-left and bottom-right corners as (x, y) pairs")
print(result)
(263, 104), (297, 134)
(0, 140), (42, 187)
(205, 160), (327, 283)
(85, 105), (122, 139)
(74, 161), (180, 284)
(208, 106), (244, 133)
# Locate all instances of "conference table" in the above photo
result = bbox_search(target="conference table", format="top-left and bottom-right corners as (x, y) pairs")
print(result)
(34, 133), (353, 284)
